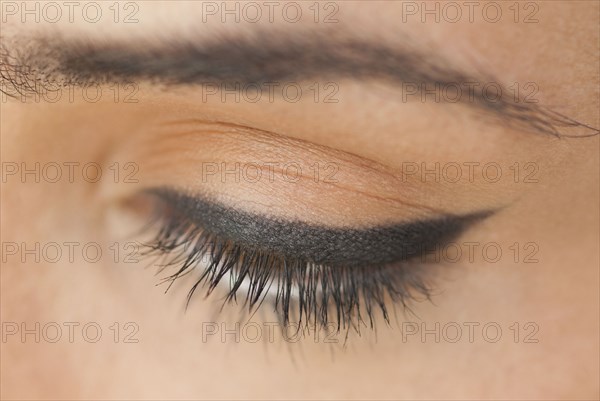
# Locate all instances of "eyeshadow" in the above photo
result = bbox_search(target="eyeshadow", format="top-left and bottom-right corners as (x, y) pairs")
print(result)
(147, 188), (493, 268)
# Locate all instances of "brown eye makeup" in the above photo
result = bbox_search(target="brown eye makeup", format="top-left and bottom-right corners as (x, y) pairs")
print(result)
(86, 85), (587, 334)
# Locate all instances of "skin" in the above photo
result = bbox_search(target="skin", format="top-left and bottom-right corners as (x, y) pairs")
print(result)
(1, 1), (598, 399)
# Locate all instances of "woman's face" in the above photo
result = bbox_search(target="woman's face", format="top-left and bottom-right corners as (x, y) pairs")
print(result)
(1, 1), (598, 399)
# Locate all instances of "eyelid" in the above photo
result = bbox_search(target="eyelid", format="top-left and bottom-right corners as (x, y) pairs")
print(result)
(124, 117), (506, 225)
(136, 186), (493, 331)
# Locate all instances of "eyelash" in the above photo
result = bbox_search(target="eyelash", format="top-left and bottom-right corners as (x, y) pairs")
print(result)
(141, 201), (434, 332)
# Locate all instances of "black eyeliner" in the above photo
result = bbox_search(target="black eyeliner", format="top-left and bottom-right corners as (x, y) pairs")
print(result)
(147, 188), (493, 267)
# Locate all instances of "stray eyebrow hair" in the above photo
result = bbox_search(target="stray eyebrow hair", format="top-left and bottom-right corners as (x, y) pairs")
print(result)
(149, 188), (493, 268)
(1, 31), (598, 137)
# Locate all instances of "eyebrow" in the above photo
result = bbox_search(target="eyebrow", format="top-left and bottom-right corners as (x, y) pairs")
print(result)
(1, 31), (598, 137)
(150, 188), (492, 268)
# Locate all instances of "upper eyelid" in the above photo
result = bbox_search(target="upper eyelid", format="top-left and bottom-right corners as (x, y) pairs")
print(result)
(148, 118), (452, 214)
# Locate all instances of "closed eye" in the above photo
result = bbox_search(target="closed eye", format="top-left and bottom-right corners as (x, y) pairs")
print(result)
(137, 187), (493, 331)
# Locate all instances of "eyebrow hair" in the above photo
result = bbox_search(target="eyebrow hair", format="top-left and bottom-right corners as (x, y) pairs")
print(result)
(1, 31), (598, 137)
(150, 188), (492, 268)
